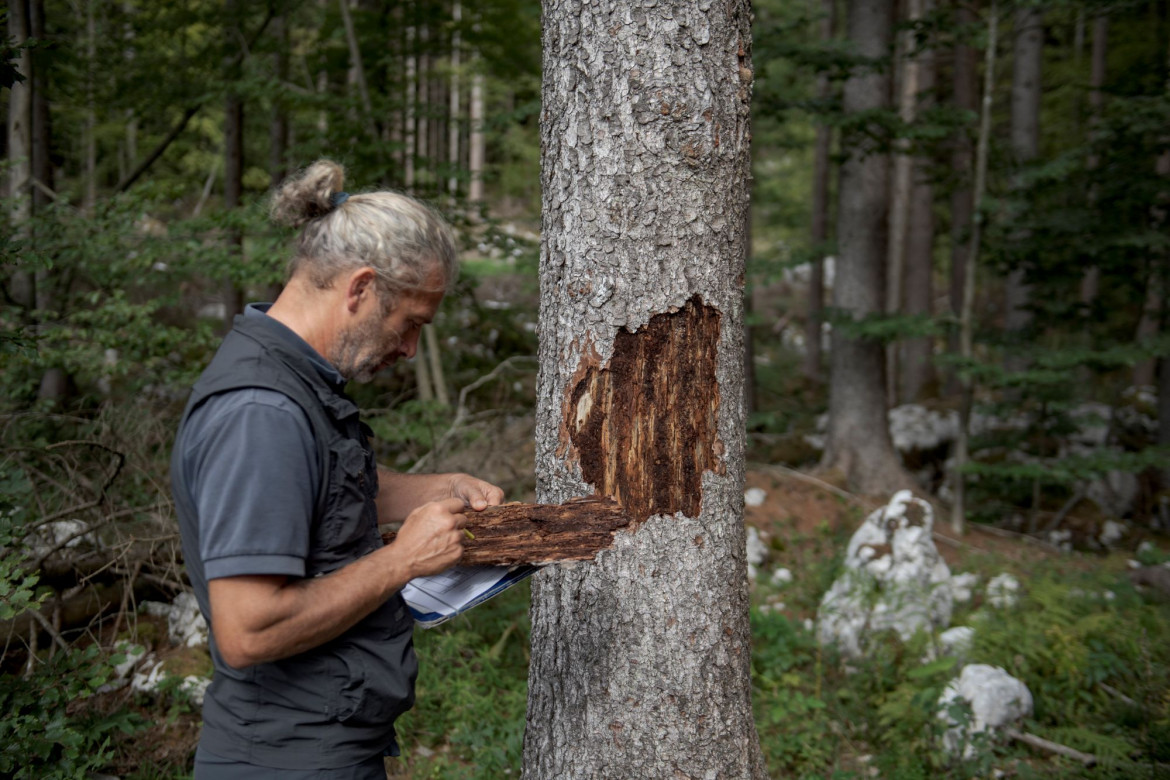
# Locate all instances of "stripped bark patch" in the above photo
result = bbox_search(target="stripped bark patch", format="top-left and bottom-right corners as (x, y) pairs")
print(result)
(564, 296), (723, 523)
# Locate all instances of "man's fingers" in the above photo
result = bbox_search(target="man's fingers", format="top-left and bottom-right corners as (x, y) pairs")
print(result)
(436, 496), (468, 513)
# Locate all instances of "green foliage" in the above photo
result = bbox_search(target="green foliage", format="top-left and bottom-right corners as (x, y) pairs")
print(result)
(393, 581), (531, 778)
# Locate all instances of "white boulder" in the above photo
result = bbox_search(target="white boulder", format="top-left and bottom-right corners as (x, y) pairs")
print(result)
(817, 491), (953, 659)
(939, 664), (1033, 757)
(745, 526), (768, 581)
(986, 573), (1020, 609)
(142, 591), (208, 648)
(744, 487), (768, 507)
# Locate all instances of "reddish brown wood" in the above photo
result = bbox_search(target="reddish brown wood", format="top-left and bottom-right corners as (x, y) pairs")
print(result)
(380, 496), (630, 566)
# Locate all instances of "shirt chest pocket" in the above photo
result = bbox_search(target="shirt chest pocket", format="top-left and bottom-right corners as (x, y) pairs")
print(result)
(319, 437), (379, 554)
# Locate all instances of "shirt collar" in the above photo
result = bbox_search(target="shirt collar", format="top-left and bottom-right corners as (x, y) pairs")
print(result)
(245, 303), (346, 388)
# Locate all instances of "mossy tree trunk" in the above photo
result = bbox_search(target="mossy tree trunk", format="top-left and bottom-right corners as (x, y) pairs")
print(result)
(524, 0), (767, 777)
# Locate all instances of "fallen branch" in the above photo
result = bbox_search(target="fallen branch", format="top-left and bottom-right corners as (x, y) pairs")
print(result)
(382, 497), (630, 566)
(1005, 727), (1097, 767)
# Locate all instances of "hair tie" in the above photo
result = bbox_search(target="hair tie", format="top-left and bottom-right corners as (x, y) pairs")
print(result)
(330, 191), (350, 208)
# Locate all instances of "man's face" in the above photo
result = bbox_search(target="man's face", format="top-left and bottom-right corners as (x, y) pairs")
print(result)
(331, 283), (445, 383)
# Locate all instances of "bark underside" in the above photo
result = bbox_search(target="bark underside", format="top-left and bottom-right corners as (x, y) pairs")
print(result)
(561, 296), (723, 525)
(381, 497), (629, 566)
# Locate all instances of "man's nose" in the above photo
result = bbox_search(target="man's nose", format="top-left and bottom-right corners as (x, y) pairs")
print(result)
(402, 331), (420, 359)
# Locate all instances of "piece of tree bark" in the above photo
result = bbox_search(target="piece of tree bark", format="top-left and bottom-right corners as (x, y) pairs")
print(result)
(526, 0), (767, 776)
(382, 497), (630, 566)
(822, 0), (914, 496)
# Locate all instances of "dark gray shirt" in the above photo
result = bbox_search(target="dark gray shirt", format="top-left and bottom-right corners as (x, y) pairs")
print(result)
(176, 304), (342, 581)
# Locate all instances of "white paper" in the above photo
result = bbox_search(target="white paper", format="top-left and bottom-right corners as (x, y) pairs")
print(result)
(401, 565), (534, 627)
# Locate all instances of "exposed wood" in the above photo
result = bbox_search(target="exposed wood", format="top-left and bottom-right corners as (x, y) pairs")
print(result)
(382, 497), (630, 566)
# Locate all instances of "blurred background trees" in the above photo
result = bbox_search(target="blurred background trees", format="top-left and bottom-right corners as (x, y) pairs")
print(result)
(3, 0), (1170, 775)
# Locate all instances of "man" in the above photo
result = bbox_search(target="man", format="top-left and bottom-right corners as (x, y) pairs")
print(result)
(171, 161), (501, 778)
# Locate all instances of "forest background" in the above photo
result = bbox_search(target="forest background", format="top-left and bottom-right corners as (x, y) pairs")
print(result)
(2, 0), (1170, 777)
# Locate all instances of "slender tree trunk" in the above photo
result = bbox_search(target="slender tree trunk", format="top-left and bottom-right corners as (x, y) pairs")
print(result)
(469, 68), (485, 204)
(84, 0), (97, 213)
(1080, 14), (1107, 309)
(804, 0), (836, 384)
(947, 3), (977, 396)
(822, 0), (913, 496)
(525, 0), (766, 777)
(900, 0), (936, 403)
(952, 0), (998, 536)
(418, 25), (431, 192)
(886, 0), (922, 400)
(424, 324), (449, 407)
(223, 0), (245, 329)
(404, 20), (417, 191)
(6, 0), (33, 310)
(448, 1), (462, 202)
(30, 0), (66, 402)
(1005, 6), (1042, 353)
(270, 12), (290, 186)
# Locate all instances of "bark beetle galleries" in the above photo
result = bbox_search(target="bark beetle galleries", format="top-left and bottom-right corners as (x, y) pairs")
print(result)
(563, 296), (724, 523)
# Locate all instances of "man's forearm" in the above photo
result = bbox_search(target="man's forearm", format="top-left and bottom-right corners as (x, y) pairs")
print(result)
(376, 468), (458, 523)
(210, 543), (417, 668)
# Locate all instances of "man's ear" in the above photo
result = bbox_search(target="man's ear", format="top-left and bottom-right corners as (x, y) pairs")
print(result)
(343, 267), (379, 313)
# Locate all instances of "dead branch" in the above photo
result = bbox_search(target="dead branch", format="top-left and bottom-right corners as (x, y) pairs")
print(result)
(382, 497), (630, 566)
(1005, 727), (1097, 767)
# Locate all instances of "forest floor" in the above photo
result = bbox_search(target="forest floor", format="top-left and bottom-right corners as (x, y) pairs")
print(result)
(95, 457), (1160, 779)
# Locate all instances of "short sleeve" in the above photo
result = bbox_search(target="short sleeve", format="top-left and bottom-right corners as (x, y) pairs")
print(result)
(180, 389), (320, 580)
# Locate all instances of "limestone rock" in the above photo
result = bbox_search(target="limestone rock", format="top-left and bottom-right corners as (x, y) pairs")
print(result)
(939, 664), (1033, 757)
(817, 491), (953, 659)
(142, 591), (208, 648)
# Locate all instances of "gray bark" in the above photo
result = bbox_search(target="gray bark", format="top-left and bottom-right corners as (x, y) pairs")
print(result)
(468, 69), (484, 203)
(821, 0), (912, 495)
(525, 0), (765, 777)
(7, 0), (33, 309)
(900, 5), (936, 403)
(803, 0), (835, 384)
(946, 2), (976, 395)
(1005, 6), (1042, 343)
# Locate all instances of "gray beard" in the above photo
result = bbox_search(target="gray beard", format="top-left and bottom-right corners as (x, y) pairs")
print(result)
(330, 314), (397, 383)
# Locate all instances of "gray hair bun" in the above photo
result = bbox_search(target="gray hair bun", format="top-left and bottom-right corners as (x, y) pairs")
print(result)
(270, 160), (346, 228)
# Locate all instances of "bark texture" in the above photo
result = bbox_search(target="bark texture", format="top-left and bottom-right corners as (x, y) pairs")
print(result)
(946, 3), (976, 395)
(1006, 7), (1042, 342)
(821, 0), (912, 495)
(382, 497), (630, 565)
(526, 0), (766, 777)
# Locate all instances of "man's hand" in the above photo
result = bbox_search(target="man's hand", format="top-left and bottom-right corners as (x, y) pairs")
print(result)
(376, 469), (505, 522)
(392, 497), (469, 579)
(447, 474), (505, 511)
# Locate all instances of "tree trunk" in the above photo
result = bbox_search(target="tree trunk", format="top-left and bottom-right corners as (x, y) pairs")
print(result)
(525, 0), (766, 777)
(803, 0), (835, 384)
(223, 0), (245, 330)
(270, 13), (290, 178)
(1080, 14), (1107, 309)
(448, 1), (462, 202)
(418, 24), (431, 192)
(84, 0), (97, 213)
(899, 1), (936, 403)
(821, 0), (913, 496)
(1005, 6), (1042, 350)
(946, 2), (977, 396)
(30, 0), (67, 402)
(886, 0), (922, 400)
(404, 19), (417, 191)
(6, 0), (33, 310)
(468, 68), (484, 204)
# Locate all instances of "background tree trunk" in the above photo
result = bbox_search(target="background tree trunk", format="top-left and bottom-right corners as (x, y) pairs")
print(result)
(803, 0), (836, 384)
(222, 0), (245, 329)
(448, 0), (462, 202)
(1005, 6), (1042, 353)
(1079, 13), (1107, 309)
(946, 2), (977, 396)
(821, 0), (912, 495)
(468, 67), (485, 204)
(899, 3), (936, 403)
(524, 0), (767, 777)
(7, 0), (33, 310)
